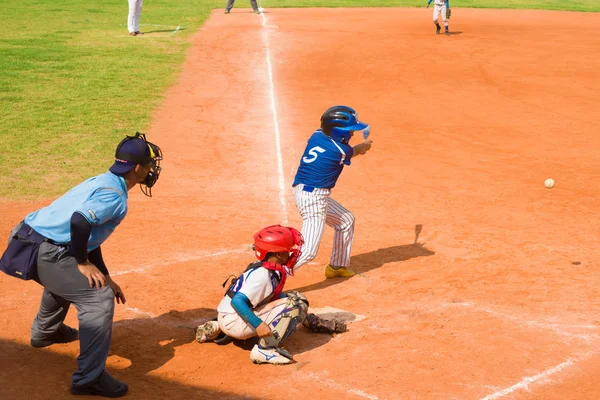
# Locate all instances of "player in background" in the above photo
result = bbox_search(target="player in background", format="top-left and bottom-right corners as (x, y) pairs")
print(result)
(427, 0), (451, 35)
(291, 106), (373, 278)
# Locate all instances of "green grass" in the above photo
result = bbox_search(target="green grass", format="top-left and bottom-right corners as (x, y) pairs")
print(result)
(0, 0), (597, 198)
(0, 0), (222, 198)
(262, 0), (599, 11)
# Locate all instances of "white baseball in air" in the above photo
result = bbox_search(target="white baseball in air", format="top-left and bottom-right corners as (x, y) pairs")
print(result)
(363, 125), (371, 139)
(544, 178), (555, 189)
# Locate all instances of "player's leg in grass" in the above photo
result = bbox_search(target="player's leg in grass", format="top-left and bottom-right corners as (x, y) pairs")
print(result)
(225, 0), (234, 13)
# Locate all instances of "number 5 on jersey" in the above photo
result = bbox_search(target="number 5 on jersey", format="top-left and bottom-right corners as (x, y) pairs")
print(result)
(303, 146), (325, 163)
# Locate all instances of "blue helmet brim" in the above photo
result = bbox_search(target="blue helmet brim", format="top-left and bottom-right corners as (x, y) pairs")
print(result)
(345, 121), (369, 131)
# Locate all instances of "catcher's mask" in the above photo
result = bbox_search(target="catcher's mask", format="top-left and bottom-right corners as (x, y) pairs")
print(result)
(320, 105), (369, 145)
(110, 132), (163, 197)
(253, 225), (304, 272)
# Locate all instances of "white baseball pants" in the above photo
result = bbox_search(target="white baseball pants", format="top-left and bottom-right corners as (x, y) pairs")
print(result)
(433, 4), (448, 23)
(127, 0), (144, 33)
(293, 184), (355, 270)
(218, 297), (288, 340)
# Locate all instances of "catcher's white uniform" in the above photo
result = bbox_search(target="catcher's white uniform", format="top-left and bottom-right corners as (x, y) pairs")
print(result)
(217, 268), (288, 339)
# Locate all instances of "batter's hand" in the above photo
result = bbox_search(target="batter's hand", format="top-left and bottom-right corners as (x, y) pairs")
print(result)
(107, 276), (127, 304)
(256, 322), (272, 338)
(353, 139), (373, 156)
(78, 261), (107, 288)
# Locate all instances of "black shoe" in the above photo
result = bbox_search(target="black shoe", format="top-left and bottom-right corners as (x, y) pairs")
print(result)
(445, 30), (450, 36)
(436, 25), (441, 34)
(254, 9), (261, 14)
(31, 324), (78, 348)
(70, 371), (128, 398)
(224, 9), (230, 14)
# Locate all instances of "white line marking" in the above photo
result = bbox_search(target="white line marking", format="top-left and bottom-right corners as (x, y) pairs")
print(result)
(169, 26), (181, 36)
(261, 10), (288, 224)
(115, 307), (209, 328)
(446, 302), (599, 342)
(298, 372), (380, 400)
(480, 358), (575, 400)
(112, 247), (248, 276)
(124, 307), (156, 318)
(138, 24), (179, 27)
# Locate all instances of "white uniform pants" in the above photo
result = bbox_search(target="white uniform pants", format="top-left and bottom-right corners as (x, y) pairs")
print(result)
(433, 4), (448, 23)
(127, 0), (144, 33)
(293, 184), (355, 270)
(218, 297), (287, 340)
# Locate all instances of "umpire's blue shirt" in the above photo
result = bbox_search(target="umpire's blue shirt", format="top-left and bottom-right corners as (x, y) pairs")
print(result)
(25, 172), (128, 251)
(293, 129), (354, 189)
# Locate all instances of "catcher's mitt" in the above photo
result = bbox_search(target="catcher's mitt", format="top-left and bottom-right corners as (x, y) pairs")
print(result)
(303, 313), (347, 334)
(446, 8), (451, 19)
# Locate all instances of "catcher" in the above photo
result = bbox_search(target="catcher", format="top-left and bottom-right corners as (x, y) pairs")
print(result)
(427, 0), (451, 36)
(195, 225), (346, 365)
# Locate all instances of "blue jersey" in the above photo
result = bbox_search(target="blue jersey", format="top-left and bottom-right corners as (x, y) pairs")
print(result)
(292, 129), (354, 189)
(24, 172), (128, 251)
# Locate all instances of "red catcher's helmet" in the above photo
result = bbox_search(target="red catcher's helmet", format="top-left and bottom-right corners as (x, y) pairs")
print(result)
(253, 225), (304, 268)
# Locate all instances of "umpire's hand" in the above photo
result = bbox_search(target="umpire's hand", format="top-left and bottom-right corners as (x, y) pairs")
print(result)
(78, 261), (107, 288)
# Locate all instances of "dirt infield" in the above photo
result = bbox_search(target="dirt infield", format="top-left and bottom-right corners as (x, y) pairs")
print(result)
(1, 7), (599, 400)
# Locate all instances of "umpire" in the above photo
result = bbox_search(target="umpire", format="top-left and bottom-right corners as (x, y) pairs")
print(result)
(0, 132), (162, 397)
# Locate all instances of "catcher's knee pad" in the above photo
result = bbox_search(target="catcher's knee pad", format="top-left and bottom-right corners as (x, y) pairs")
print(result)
(262, 294), (309, 347)
(285, 290), (309, 309)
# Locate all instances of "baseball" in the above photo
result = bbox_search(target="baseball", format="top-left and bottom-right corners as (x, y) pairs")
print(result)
(544, 178), (555, 189)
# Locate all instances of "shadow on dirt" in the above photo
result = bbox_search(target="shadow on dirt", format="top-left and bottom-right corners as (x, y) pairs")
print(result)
(110, 308), (215, 376)
(290, 224), (435, 294)
(0, 335), (256, 399)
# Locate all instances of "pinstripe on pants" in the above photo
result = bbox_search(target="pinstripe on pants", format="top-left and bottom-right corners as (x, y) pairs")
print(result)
(293, 184), (355, 270)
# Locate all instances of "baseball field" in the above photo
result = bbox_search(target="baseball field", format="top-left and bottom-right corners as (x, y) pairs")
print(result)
(1, 1), (599, 399)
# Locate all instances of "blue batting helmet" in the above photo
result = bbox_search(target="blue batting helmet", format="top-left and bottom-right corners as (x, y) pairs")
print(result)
(320, 105), (369, 144)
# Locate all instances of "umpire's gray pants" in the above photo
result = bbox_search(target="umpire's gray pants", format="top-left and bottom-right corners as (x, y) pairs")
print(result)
(8, 223), (115, 386)
(226, 0), (258, 11)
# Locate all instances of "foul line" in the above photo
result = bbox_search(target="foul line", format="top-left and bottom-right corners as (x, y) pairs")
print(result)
(114, 307), (208, 329)
(480, 358), (575, 400)
(298, 372), (380, 400)
(112, 247), (248, 276)
(260, 9), (288, 224)
(445, 302), (599, 342)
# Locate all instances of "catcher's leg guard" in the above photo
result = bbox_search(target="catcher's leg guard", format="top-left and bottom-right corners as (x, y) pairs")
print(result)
(260, 291), (308, 348)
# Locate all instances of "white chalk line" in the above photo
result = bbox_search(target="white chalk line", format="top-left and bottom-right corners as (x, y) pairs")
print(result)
(445, 302), (600, 342)
(261, 10), (288, 225)
(111, 247), (248, 277)
(121, 23), (182, 34)
(114, 306), (208, 329)
(138, 24), (178, 27)
(440, 302), (598, 398)
(296, 372), (380, 400)
(124, 307), (156, 319)
(480, 352), (596, 400)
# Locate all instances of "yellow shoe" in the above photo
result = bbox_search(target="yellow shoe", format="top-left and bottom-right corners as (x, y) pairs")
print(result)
(325, 264), (356, 278)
